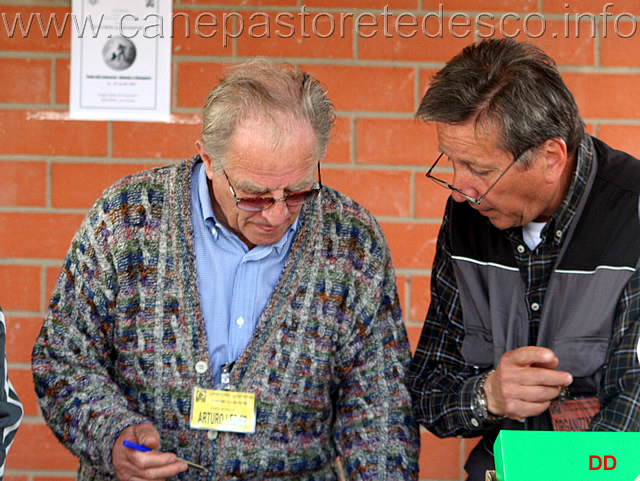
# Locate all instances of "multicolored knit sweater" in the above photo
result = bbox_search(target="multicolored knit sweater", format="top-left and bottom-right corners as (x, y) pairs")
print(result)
(32, 157), (420, 480)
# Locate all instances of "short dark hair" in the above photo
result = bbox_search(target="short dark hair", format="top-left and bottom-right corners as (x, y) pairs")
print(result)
(416, 38), (584, 163)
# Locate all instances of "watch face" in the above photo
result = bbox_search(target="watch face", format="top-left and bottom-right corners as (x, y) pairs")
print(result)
(471, 385), (487, 421)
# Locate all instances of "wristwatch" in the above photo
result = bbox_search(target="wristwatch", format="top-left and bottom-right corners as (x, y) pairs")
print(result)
(471, 370), (504, 425)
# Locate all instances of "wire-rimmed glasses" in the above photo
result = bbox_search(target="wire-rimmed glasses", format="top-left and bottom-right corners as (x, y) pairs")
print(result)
(425, 149), (528, 205)
(223, 163), (322, 212)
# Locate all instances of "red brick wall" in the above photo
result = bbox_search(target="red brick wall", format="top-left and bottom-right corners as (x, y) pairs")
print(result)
(2, 1), (640, 479)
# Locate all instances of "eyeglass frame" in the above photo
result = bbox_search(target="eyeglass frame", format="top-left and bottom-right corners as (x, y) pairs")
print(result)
(222, 163), (322, 212)
(425, 148), (529, 205)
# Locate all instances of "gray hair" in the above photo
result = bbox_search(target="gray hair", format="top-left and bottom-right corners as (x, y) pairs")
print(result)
(416, 38), (584, 165)
(201, 58), (335, 171)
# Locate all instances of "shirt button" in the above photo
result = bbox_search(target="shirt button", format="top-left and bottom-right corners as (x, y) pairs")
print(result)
(236, 317), (245, 327)
(210, 227), (216, 236)
(531, 302), (540, 312)
(517, 245), (526, 254)
(195, 361), (208, 374)
(207, 430), (218, 440)
(471, 418), (480, 427)
(555, 229), (562, 239)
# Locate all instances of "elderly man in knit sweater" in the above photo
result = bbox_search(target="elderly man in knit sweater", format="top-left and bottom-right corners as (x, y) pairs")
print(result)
(32, 60), (419, 480)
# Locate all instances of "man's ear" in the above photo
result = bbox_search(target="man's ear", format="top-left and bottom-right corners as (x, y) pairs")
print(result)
(195, 139), (208, 161)
(195, 140), (214, 178)
(541, 138), (569, 184)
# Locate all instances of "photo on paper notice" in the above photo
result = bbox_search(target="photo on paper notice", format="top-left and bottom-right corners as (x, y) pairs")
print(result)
(69, 0), (171, 122)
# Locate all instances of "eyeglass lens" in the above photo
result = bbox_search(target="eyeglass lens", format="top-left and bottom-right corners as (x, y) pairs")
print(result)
(236, 189), (320, 212)
(426, 149), (525, 205)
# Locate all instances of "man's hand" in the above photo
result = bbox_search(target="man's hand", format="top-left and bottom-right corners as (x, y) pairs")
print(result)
(484, 346), (573, 420)
(112, 423), (188, 481)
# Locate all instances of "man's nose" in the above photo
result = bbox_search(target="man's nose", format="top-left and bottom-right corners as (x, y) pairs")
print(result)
(261, 198), (290, 224)
(451, 170), (480, 203)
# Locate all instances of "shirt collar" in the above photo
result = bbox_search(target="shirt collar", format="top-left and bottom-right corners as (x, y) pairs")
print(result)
(539, 133), (594, 244)
(503, 134), (594, 246)
(197, 161), (216, 220)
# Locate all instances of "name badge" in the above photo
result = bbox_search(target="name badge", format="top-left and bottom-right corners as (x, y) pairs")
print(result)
(190, 387), (256, 433)
(549, 396), (600, 431)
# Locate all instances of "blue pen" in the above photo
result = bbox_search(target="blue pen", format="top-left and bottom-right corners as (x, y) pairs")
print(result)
(123, 440), (208, 473)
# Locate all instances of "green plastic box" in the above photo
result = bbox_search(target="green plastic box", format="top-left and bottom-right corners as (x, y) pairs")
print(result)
(493, 430), (640, 481)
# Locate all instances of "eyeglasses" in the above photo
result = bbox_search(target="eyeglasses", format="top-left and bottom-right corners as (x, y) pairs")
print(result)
(425, 148), (528, 205)
(223, 164), (322, 212)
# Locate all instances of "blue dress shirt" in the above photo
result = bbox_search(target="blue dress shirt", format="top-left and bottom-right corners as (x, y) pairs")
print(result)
(190, 162), (298, 387)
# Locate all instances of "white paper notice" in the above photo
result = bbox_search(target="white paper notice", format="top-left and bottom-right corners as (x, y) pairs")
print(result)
(70, 0), (171, 122)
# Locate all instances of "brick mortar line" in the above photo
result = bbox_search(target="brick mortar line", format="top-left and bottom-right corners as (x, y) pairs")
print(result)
(397, 266), (431, 274)
(4, 308), (56, 318)
(0, 156), (182, 163)
(0, 105), (425, 118)
(0, 0), (68, 5)
(0, 206), (92, 213)
(406, 320), (429, 327)
(0, 257), (63, 265)
(7, 361), (30, 369)
(39, 249), (48, 312)
(0, 51), (69, 59)
(5, 470), (79, 477)
(4, 108), (640, 124)
(4, 57), (640, 77)
(118, 5), (640, 19)
(4, 2), (633, 16)
(48, 53), (56, 104)
(0, 206), (445, 221)
(1, 157), (441, 170)
(5, 51), (640, 72)
(45, 153), (52, 209)
(0, 55), (632, 76)
(0, 58), (637, 73)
